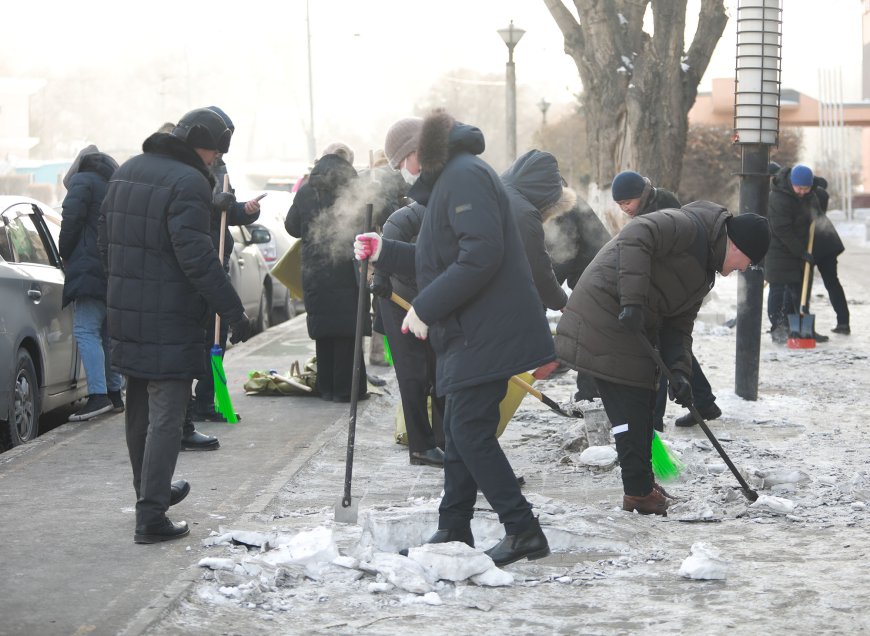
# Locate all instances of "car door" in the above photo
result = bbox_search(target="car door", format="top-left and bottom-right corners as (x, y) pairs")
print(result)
(0, 202), (79, 399)
(227, 225), (266, 318)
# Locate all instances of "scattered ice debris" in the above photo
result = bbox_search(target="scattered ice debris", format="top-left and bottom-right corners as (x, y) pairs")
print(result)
(359, 553), (434, 594)
(678, 542), (729, 580)
(750, 495), (796, 515)
(203, 529), (277, 549)
(753, 469), (811, 489)
(579, 446), (618, 468)
(472, 566), (515, 587)
(198, 557), (241, 573)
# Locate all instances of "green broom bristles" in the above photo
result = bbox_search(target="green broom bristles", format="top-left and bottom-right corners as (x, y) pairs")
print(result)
(651, 431), (684, 481)
(211, 345), (238, 424)
(383, 335), (393, 366)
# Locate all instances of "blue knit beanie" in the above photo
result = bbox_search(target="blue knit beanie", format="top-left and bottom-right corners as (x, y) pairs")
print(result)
(790, 164), (813, 187)
(611, 171), (646, 201)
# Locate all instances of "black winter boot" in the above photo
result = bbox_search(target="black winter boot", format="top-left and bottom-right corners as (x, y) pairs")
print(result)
(484, 519), (550, 567)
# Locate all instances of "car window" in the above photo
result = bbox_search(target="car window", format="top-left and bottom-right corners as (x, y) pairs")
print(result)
(5, 212), (52, 266)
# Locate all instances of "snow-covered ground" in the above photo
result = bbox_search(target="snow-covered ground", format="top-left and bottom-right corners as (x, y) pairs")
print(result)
(148, 218), (870, 635)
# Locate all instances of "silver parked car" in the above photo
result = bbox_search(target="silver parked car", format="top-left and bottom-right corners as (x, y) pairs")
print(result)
(0, 196), (87, 450)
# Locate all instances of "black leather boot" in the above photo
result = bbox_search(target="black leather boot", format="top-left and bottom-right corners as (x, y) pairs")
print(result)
(169, 480), (190, 506)
(134, 517), (190, 544)
(485, 519), (550, 567)
(399, 527), (474, 556)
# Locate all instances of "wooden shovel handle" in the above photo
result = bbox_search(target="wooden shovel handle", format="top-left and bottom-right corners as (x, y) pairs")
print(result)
(799, 220), (816, 312)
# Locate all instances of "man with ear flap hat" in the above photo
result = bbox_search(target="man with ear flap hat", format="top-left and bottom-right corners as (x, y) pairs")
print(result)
(99, 107), (250, 544)
(550, 203), (769, 516)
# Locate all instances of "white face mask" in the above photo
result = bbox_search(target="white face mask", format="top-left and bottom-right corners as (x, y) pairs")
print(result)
(401, 165), (419, 186)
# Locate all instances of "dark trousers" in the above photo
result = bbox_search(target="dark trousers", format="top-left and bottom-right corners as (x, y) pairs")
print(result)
(125, 376), (189, 529)
(575, 372), (600, 402)
(654, 354), (716, 424)
(815, 256), (850, 326)
(315, 337), (366, 401)
(194, 317), (229, 412)
(767, 282), (802, 329)
(595, 377), (656, 497)
(439, 378), (534, 534)
(378, 298), (444, 453)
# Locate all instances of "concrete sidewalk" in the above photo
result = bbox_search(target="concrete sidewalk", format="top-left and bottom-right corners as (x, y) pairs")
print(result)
(0, 315), (354, 636)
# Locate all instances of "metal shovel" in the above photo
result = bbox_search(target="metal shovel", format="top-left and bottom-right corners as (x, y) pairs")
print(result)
(787, 219), (816, 349)
(334, 203), (373, 524)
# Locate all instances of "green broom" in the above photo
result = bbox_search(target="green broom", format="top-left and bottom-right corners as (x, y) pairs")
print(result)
(211, 176), (238, 424)
(383, 334), (393, 366)
(652, 431), (684, 481)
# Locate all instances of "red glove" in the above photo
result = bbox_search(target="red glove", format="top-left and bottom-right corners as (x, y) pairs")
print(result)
(353, 232), (382, 261)
(533, 360), (560, 380)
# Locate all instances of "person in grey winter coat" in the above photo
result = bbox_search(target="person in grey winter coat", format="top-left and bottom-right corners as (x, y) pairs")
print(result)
(285, 142), (370, 403)
(552, 202), (770, 515)
(766, 164), (823, 343)
(59, 146), (124, 422)
(355, 110), (556, 567)
(500, 149), (567, 310)
(99, 107), (251, 544)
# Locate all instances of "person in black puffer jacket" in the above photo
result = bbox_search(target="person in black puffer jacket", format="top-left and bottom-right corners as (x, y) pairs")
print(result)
(98, 107), (250, 545)
(285, 142), (370, 403)
(60, 146), (123, 422)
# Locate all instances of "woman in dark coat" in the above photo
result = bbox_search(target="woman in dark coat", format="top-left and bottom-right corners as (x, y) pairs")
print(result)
(285, 145), (369, 402)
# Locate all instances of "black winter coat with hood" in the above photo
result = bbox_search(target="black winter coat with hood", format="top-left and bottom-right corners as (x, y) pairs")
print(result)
(285, 153), (369, 339)
(392, 111), (554, 395)
(556, 201), (729, 389)
(500, 149), (567, 309)
(59, 151), (118, 307)
(98, 133), (245, 380)
(766, 167), (821, 284)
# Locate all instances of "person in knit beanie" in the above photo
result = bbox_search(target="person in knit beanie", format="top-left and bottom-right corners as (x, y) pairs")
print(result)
(384, 117), (423, 185)
(610, 170), (679, 218)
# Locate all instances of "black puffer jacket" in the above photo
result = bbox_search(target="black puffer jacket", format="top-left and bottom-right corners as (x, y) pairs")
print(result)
(285, 153), (369, 339)
(500, 150), (567, 309)
(98, 133), (245, 380)
(766, 167), (820, 284)
(556, 201), (729, 389)
(375, 201), (425, 302)
(403, 111), (555, 395)
(59, 152), (118, 307)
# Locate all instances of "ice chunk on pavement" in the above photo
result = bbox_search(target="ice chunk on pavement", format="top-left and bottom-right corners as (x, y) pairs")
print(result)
(679, 542), (729, 580)
(202, 529), (276, 548)
(579, 445), (618, 467)
(407, 542), (493, 581)
(250, 527), (339, 567)
(755, 469), (811, 488)
(198, 557), (241, 573)
(750, 495), (796, 514)
(471, 566), (514, 587)
(422, 591), (443, 605)
(361, 553), (435, 594)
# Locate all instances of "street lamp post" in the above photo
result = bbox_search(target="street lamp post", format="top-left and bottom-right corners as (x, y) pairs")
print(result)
(733, 0), (782, 400)
(305, 0), (316, 164)
(537, 98), (551, 126)
(498, 20), (525, 166)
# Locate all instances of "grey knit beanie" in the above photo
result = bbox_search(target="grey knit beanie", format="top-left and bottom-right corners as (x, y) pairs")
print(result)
(384, 117), (423, 169)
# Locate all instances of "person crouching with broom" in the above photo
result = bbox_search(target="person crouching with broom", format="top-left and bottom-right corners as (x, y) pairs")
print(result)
(542, 202), (770, 516)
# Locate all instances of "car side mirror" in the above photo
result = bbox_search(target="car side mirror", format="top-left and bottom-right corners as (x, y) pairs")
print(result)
(249, 226), (272, 245)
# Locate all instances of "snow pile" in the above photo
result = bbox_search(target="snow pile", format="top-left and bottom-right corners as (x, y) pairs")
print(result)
(407, 542), (512, 586)
(678, 542), (729, 580)
(578, 445), (618, 468)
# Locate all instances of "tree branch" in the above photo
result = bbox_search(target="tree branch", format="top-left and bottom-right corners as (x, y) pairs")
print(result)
(682, 0), (729, 109)
(543, 0), (585, 54)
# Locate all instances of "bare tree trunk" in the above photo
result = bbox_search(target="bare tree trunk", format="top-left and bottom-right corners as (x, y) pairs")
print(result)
(544, 0), (728, 193)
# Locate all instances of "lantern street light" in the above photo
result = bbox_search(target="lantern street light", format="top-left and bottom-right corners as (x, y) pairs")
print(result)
(498, 20), (525, 165)
(538, 97), (551, 126)
(733, 0), (782, 400)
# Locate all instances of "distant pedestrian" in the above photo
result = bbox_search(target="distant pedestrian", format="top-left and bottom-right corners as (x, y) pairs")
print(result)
(60, 146), (124, 421)
(552, 204), (770, 515)
(99, 107), (251, 544)
(285, 142), (370, 403)
(356, 110), (555, 566)
(809, 175), (850, 335)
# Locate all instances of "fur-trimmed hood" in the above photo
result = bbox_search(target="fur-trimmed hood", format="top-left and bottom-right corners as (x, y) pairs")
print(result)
(409, 110), (485, 204)
(541, 186), (578, 223)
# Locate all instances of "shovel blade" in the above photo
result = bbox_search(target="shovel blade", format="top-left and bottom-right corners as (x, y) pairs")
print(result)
(787, 312), (815, 339)
(334, 496), (360, 524)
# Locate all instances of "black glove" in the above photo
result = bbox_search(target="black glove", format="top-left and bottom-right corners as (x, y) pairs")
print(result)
(370, 273), (392, 299)
(213, 191), (237, 212)
(668, 373), (693, 408)
(802, 251), (814, 265)
(618, 304), (644, 333)
(229, 314), (251, 344)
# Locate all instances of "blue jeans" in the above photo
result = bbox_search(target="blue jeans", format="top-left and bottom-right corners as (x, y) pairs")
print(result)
(73, 298), (123, 395)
